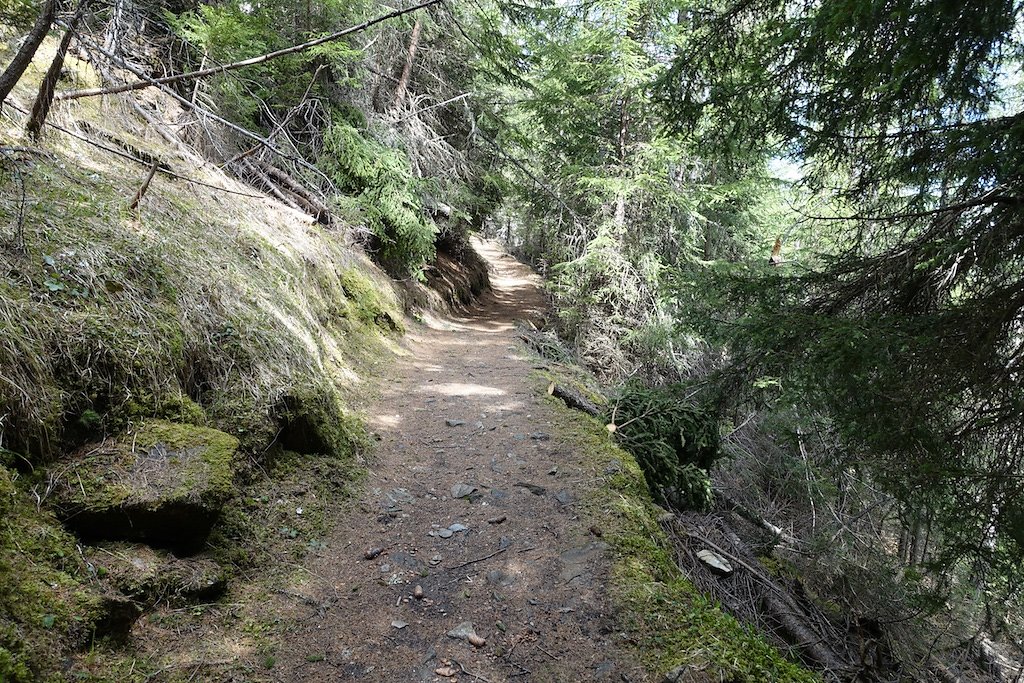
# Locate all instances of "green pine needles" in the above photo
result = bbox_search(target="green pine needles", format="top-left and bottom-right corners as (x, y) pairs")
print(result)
(320, 118), (436, 274)
(609, 383), (719, 511)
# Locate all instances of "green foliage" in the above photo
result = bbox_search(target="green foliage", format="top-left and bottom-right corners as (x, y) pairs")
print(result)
(320, 118), (436, 273)
(166, 1), (365, 130)
(609, 383), (719, 510)
(658, 0), (1024, 583)
(0, 0), (37, 26)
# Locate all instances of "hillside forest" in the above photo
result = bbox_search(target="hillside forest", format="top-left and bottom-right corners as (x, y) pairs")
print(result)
(0, 0), (1022, 681)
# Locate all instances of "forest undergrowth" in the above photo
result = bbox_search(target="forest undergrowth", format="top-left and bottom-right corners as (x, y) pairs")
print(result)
(1, 0), (1022, 681)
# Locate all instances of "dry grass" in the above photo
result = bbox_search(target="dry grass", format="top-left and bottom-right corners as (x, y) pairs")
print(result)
(0, 32), (404, 462)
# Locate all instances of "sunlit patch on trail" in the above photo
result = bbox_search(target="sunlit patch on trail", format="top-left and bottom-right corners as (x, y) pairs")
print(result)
(418, 382), (507, 397)
(368, 413), (403, 428)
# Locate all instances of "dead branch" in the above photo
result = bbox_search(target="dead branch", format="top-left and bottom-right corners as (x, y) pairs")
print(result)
(716, 489), (800, 548)
(56, 0), (444, 101)
(390, 18), (423, 111)
(129, 159), (159, 211)
(255, 160), (331, 224)
(66, 28), (334, 191)
(547, 382), (601, 417)
(446, 546), (507, 571)
(242, 158), (301, 211)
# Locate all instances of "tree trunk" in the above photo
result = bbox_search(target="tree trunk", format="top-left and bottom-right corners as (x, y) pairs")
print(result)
(391, 18), (423, 111)
(0, 0), (58, 108)
(612, 93), (630, 230)
(27, 2), (85, 139)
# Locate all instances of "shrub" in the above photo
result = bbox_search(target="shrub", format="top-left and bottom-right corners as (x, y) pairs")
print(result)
(609, 383), (719, 510)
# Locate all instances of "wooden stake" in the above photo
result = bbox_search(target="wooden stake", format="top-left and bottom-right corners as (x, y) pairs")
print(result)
(129, 160), (160, 211)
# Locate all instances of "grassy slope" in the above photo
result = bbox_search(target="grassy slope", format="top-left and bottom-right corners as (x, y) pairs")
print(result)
(536, 368), (819, 682)
(0, 37), (404, 681)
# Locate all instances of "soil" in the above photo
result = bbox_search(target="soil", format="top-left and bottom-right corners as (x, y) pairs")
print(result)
(269, 239), (645, 681)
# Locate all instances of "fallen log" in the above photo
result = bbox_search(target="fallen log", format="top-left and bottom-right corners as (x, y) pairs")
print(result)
(546, 382), (601, 417)
(761, 591), (850, 674)
(256, 160), (331, 224)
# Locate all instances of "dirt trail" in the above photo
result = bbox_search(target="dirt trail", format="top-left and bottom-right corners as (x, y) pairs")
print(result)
(272, 240), (639, 681)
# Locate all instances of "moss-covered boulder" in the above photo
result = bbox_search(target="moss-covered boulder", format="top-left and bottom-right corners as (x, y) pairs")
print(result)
(49, 421), (238, 550)
(87, 543), (228, 605)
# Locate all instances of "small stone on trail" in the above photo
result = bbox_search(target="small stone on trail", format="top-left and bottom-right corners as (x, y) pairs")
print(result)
(430, 554), (442, 566)
(436, 528), (454, 538)
(451, 483), (478, 499)
(364, 547), (384, 560)
(448, 523), (469, 533)
(548, 467), (558, 475)
(554, 489), (573, 506)
(391, 620), (408, 629)
(499, 535), (512, 550)
(468, 633), (487, 648)
(414, 585), (424, 599)
(530, 432), (550, 441)
(514, 482), (546, 495)
(486, 569), (516, 587)
(447, 621), (478, 641)
(445, 419), (466, 427)
(435, 665), (458, 677)
(487, 515), (507, 524)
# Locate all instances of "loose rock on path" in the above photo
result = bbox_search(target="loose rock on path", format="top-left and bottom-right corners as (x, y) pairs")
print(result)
(271, 239), (640, 681)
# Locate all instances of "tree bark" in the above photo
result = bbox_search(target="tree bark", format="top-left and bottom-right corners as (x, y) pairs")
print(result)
(0, 0), (58, 108)
(391, 18), (422, 111)
(27, 2), (85, 139)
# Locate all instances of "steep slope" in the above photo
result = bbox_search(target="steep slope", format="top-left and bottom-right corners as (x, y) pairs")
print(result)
(0, 37), (409, 680)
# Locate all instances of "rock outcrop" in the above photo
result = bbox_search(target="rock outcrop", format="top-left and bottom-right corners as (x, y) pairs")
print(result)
(50, 421), (238, 550)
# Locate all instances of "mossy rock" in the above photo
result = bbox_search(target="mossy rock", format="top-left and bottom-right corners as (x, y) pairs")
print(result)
(274, 390), (367, 458)
(87, 543), (227, 605)
(49, 421), (238, 550)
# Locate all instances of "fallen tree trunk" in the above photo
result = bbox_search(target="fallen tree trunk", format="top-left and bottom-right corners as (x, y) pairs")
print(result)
(256, 160), (331, 224)
(761, 591), (849, 674)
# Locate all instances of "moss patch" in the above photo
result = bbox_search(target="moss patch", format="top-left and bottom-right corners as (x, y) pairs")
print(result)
(47, 421), (239, 549)
(338, 267), (404, 333)
(539, 373), (818, 682)
(0, 464), (131, 682)
(274, 387), (369, 458)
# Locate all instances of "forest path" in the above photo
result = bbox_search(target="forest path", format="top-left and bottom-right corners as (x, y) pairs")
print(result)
(272, 239), (639, 682)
